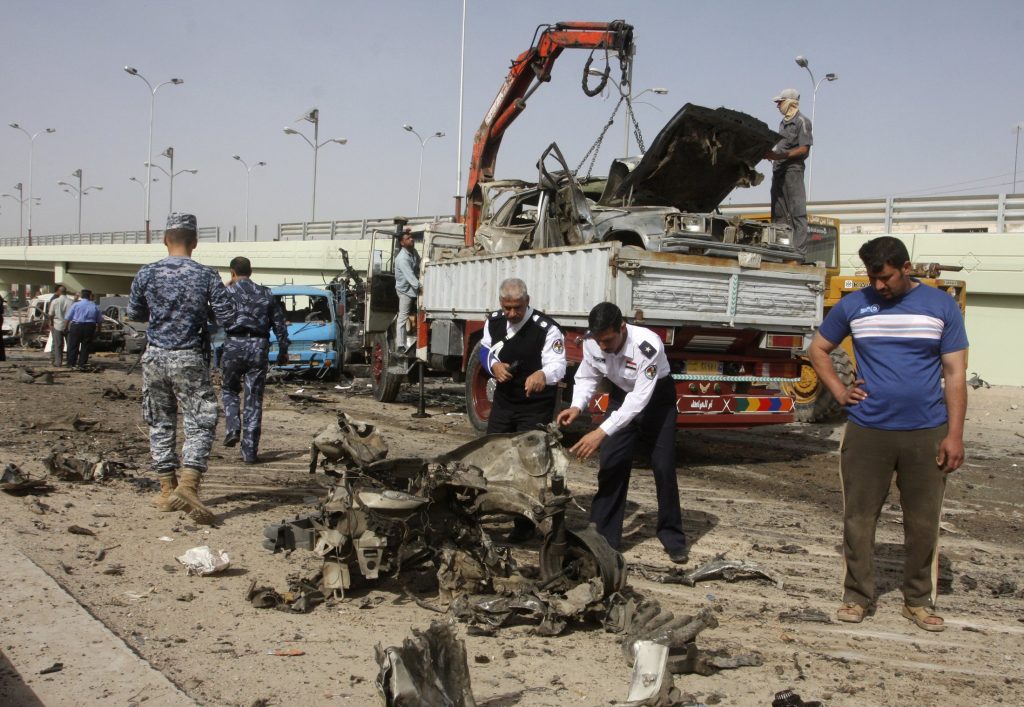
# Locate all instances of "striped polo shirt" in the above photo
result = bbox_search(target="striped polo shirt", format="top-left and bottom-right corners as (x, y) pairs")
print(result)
(818, 280), (968, 430)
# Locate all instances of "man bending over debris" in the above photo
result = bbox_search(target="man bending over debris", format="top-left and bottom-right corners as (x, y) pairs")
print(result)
(809, 235), (968, 631)
(127, 212), (235, 524)
(556, 302), (689, 565)
(220, 256), (289, 464)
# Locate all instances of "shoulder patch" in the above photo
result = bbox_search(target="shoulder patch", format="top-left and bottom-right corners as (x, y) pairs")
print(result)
(638, 340), (657, 359)
(644, 364), (657, 380)
(552, 339), (564, 354)
(489, 310), (501, 319)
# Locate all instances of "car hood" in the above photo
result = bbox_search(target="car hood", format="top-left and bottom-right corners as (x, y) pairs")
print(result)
(600, 103), (780, 213)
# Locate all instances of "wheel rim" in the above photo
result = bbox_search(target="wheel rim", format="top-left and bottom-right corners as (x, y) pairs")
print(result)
(789, 364), (820, 403)
(469, 364), (493, 421)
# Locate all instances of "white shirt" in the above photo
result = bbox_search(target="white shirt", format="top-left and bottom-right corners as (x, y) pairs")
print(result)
(570, 323), (672, 436)
(480, 307), (566, 385)
(47, 295), (75, 332)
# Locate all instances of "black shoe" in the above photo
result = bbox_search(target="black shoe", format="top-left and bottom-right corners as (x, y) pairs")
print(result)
(667, 547), (690, 565)
(243, 455), (259, 465)
(224, 431), (240, 447)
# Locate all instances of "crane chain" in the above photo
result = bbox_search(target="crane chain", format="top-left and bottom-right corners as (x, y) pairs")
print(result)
(625, 96), (647, 154)
(575, 94), (626, 180)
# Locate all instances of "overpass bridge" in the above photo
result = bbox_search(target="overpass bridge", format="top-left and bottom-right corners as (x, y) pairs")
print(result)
(2, 219), (1023, 386)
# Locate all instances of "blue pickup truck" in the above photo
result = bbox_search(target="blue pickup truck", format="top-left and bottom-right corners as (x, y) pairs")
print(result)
(267, 285), (347, 377)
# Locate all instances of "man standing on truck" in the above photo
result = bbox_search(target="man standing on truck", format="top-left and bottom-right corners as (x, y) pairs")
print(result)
(128, 212), (235, 525)
(47, 284), (74, 367)
(556, 302), (689, 564)
(220, 256), (290, 464)
(808, 236), (967, 632)
(481, 277), (566, 542)
(764, 88), (813, 259)
(394, 227), (421, 353)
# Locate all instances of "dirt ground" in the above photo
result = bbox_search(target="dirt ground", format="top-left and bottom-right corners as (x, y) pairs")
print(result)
(1, 347), (1022, 706)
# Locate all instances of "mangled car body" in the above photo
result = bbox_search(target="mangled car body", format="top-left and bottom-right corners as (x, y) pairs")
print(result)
(475, 103), (797, 259)
(264, 414), (624, 608)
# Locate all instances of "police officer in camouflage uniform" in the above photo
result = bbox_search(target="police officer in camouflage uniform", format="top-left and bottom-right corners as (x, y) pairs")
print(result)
(128, 213), (235, 524)
(220, 256), (289, 464)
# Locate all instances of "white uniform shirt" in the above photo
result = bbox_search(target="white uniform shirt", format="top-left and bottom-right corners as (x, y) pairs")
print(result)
(480, 307), (566, 385)
(570, 323), (672, 436)
(47, 295), (75, 332)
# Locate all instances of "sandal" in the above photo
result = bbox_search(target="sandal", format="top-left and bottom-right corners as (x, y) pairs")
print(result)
(902, 604), (946, 632)
(836, 602), (872, 623)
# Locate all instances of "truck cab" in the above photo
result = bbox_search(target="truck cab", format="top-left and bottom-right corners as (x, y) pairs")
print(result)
(270, 285), (343, 377)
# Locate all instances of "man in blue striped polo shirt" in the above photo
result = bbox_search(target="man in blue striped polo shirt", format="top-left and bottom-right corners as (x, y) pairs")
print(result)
(809, 236), (968, 632)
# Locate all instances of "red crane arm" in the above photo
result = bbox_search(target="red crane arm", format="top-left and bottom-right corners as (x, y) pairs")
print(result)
(462, 20), (634, 244)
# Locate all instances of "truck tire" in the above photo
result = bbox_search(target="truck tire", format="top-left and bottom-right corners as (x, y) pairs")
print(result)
(464, 340), (492, 432)
(785, 349), (855, 423)
(370, 332), (403, 403)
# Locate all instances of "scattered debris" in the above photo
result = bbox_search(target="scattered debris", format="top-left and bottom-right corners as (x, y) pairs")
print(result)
(778, 608), (832, 624)
(0, 463), (54, 495)
(32, 412), (99, 432)
(375, 622), (477, 707)
(68, 525), (97, 537)
(617, 640), (681, 707)
(960, 575), (978, 591)
(101, 385), (127, 400)
(990, 579), (1018, 597)
(58, 561), (73, 574)
(267, 649), (305, 657)
(177, 592), (196, 602)
(102, 564), (125, 576)
(632, 555), (782, 589)
(752, 543), (807, 555)
(39, 662), (64, 675)
(176, 546), (231, 576)
(288, 392), (330, 404)
(967, 372), (990, 390)
(772, 688), (823, 706)
(43, 451), (128, 482)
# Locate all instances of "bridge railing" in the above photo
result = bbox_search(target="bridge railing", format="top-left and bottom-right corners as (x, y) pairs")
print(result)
(719, 193), (1024, 232)
(276, 216), (452, 240)
(0, 227), (221, 248)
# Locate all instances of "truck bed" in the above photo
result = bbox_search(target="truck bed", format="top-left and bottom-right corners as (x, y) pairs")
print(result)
(422, 242), (824, 332)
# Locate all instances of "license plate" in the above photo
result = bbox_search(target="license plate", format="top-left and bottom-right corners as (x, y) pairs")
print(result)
(685, 360), (720, 375)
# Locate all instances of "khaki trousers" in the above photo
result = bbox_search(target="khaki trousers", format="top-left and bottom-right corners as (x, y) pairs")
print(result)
(839, 421), (948, 608)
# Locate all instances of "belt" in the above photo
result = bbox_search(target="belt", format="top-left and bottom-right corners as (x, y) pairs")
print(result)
(226, 330), (268, 339)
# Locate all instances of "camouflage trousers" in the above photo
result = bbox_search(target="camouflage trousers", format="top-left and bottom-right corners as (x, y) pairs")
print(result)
(220, 338), (269, 461)
(142, 347), (219, 474)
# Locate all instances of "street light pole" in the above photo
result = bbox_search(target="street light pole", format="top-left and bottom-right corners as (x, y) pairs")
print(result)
(284, 108), (347, 222)
(402, 125), (446, 216)
(145, 152), (197, 215)
(1013, 122), (1024, 194)
(2, 183), (27, 239)
(124, 67), (183, 243)
(8, 123), (56, 246)
(57, 172), (103, 239)
(232, 155), (267, 240)
(794, 56), (838, 202)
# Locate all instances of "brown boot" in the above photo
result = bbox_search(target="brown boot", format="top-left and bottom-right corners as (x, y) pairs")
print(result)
(169, 468), (216, 525)
(151, 473), (178, 512)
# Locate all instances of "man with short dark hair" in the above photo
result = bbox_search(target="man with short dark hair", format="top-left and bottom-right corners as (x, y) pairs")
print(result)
(220, 256), (289, 464)
(556, 302), (688, 564)
(394, 227), (420, 353)
(64, 289), (103, 369)
(128, 212), (235, 524)
(809, 235), (968, 632)
(47, 284), (75, 366)
(480, 277), (566, 542)
(764, 87), (813, 259)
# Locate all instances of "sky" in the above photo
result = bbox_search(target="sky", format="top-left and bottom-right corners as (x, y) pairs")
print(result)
(2, 0), (1023, 240)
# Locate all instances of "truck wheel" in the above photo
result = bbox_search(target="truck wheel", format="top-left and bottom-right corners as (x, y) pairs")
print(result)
(785, 349), (855, 423)
(371, 332), (403, 402)
(465, 340), (493, 432)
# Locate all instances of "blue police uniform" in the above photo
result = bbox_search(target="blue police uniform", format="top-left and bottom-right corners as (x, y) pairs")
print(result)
(220, 278), (290, 462)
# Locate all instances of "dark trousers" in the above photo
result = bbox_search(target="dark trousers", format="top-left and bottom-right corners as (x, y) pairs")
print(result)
(51, 328), (68, 366)
(66, 322), (97, 368)
(487, 392), (556, 534)
(220, 339), (269, 462)
(771, 165), (808, 256)
(0, 326), (5, 361)
(591, 378), (686, 553)
(840, 421), (948, 608)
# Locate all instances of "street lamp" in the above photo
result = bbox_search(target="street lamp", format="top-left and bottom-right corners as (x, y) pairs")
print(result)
(124, 66), (183, 242)
(586, 69), (668, 156)
(2, 183), (40, 240)
(1013, 122), (1024, 194)
(58, 169), (102, 239)
(8, 123), (56, 245)
(794, 55), (838, 202)
(402, 125), (446, 216)
(232, 155), (267, 240)
(283, 108), (347, 222)
(145, 146), (197, 215)
(129, 176), (158, 226)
